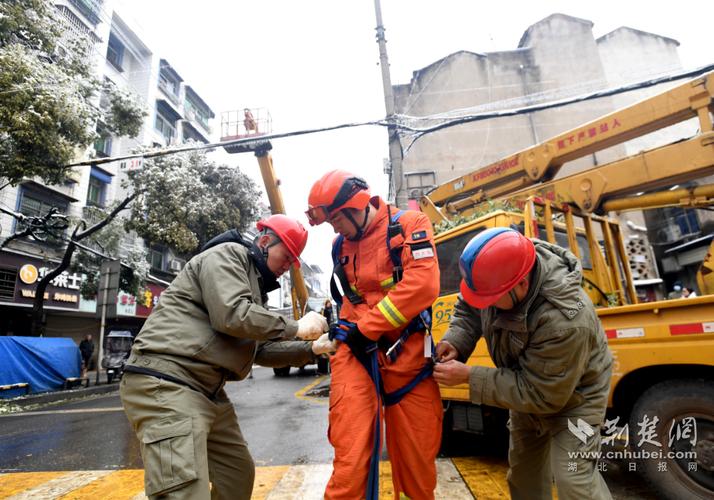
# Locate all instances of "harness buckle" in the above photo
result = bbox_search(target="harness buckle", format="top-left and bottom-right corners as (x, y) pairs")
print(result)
(392, 266), (403, 283)
(385, 338), (403, 360)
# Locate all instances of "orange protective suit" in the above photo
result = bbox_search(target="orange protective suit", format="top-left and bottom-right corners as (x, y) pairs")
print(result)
(325, 197), (442, 500)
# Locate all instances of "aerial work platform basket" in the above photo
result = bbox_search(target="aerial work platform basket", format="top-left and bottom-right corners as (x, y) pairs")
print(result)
(220, 107), (272, 154)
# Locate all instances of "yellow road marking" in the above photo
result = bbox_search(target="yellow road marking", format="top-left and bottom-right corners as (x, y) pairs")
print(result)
(0, 458), (511, 499)
(0, 471), (67, 497)
(252, 465), (290, 499)
(55, 470), (145, 500)
(5, 470), (112, 499)
(294, 375), (329, 404)
(452, 456), (509, 498)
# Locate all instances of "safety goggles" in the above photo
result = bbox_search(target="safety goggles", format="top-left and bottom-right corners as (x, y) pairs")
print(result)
(305, 177), (368, 225)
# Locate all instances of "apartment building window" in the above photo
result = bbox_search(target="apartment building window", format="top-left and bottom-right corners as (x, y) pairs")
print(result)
(405, 171), (436, 190)
(159, 73), (178, 98)
(185, 99), (209, 128)
(154, 110), (176, 143)
(94, 125), (112, 157)
(405, 171), (436, 201)
(87, 167), (111, 207)
(16, 186), (69, 243)
(107, 32), (124, 71)
(0, 268), (16, 300)
(148, 246), (166, 271)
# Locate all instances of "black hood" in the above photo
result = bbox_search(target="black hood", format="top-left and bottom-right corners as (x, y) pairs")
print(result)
(201, 230), (280, 294)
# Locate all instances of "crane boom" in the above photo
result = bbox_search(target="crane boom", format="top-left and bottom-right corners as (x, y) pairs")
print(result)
(421, 70), (714, 222)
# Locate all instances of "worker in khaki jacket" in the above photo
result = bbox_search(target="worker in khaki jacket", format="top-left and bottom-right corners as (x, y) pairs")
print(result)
(307, 170), (442, 500)
(433, 227), (613, 500)
(120, 215), (334, 500)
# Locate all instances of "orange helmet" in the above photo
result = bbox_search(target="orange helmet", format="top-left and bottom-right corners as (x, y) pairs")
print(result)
(459, 228), (536, 308)
(256, 214), (308, 267)
(306, 170), (371, 226)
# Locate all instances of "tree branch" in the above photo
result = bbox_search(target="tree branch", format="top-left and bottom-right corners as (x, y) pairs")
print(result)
(76, 193), (136, 241)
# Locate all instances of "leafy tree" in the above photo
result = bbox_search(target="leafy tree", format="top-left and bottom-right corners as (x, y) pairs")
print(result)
(71, 205), (150, 300)
(0, 0), (145, 186)
(125, 149), (263, 255)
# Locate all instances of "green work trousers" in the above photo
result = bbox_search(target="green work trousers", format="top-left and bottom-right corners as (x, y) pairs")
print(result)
(120, 373), (254, 500)
(507, 411), (612, 500)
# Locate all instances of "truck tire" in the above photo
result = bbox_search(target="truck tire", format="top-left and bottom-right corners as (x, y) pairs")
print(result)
(273, 366), (291, 377)
(629, 379), (714, 499)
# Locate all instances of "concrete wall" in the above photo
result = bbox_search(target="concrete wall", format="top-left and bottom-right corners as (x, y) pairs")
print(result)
(394, 13), (632, 195)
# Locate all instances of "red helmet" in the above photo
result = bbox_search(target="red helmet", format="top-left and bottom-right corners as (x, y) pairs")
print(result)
(306, 170), (371, 226)
(256, 214), (308, 267)
(459, 227), (536, 308)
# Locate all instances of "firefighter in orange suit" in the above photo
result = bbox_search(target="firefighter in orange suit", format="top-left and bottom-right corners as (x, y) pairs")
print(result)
(306, 170), (442, 500)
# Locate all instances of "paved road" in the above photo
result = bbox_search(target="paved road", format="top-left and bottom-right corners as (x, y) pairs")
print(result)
(0, 366), (658, 498)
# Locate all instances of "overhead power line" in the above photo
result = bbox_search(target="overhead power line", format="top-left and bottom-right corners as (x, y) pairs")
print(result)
(59, 62), (714, 169)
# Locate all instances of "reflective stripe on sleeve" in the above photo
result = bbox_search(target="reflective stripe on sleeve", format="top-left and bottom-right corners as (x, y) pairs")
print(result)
(377, 296), (407, 328)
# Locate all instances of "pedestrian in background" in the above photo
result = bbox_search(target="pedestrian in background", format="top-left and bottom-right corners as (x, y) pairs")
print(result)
(78, 334), (94, 378)
(434, 228), (613, 500)
(120, 215), (335, 500)
(667, 281), (683, 299)
(321, 298), (334, 325)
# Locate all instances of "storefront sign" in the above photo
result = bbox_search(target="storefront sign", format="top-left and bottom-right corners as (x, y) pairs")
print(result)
(2, 256), (82, 310)
(18, 263), (82, 290)
(136, 283), (165, 317)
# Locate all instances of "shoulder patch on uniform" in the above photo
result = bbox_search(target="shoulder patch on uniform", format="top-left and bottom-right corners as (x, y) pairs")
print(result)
(411, 230), (427, 241)
(409, 241), (434, 260)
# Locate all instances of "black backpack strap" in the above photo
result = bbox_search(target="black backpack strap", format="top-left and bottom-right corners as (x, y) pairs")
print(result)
(331, 235), (364, 306)
(386, 206), (405, 284)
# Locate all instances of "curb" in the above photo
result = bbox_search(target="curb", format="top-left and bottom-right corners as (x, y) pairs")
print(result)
(0, 383), (119, 412)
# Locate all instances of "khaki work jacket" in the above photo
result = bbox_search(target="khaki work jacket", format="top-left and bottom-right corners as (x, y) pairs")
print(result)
(443, 240), (613, 425)
(126, 242), (313, 397)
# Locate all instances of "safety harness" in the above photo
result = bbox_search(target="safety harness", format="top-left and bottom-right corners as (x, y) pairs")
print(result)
(328, 206), (435, 500)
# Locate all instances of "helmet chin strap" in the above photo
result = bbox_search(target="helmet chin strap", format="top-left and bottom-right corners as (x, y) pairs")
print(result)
(508, 289), (520, 308)
(343, 205), (370, 241)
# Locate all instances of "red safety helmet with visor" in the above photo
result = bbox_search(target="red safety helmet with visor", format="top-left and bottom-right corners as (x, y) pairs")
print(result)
(306, 170), (371, 226)
(256, 214), (308, 267)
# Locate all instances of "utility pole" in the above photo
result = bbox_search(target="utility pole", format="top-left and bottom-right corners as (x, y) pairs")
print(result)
(373, 0), (407, 208)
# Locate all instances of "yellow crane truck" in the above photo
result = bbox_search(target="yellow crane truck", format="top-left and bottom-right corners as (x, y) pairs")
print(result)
(422, 70), (714, 499)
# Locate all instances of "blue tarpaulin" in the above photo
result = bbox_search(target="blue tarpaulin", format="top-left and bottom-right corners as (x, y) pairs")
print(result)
(0, 337), (81, 398)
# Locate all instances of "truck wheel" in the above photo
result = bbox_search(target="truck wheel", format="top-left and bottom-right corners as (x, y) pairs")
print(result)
(273, 367), (291, 377)
(629, 379), (714, 499)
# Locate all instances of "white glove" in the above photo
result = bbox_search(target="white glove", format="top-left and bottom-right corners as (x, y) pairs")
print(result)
(296, 311), (328, 340)
(311, 333), (337, 355)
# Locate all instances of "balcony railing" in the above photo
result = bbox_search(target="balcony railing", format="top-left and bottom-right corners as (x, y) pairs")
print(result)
(158, 82), (180, 106)
(68, 0), (103, 26)
(184, 108), (211, 133)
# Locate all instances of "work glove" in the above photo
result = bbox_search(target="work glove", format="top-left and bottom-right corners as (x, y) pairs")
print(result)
(296, 311), (328, 340)
(311, 333), (337, 355)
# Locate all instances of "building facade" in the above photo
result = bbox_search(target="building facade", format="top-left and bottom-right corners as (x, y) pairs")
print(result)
(392, 13), (713, 298)
(0, 0), (216, 344)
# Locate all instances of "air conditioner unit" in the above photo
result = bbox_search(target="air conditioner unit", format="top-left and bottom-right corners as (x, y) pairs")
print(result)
(169, 259), (185, 272)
